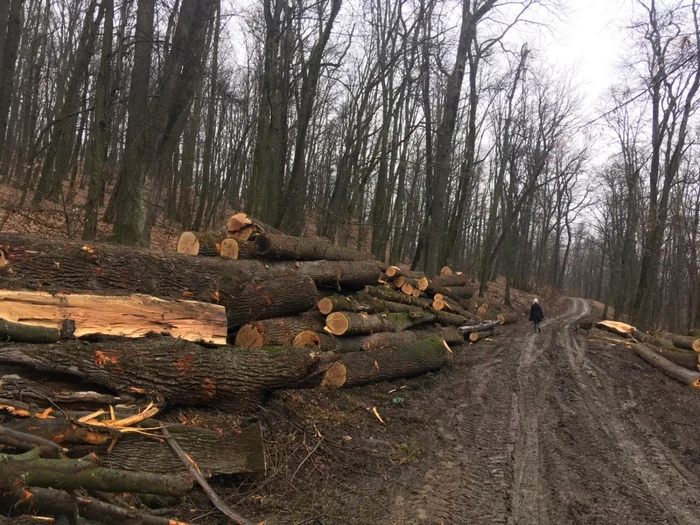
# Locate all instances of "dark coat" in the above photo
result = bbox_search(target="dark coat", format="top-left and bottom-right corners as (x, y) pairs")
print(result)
(529, 303), (544, 322)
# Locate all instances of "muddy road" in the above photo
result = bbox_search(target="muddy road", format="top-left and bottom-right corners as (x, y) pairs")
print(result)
(228, 298), (700, 524)
(388, 298), (700, 525)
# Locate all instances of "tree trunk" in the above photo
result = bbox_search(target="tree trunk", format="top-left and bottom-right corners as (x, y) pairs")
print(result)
(321, 336), (452, 387)
(0, 234), (379, 301)
(254, 233), (375, 261)
(233, 312), (325, 348)
(459, 320), (501, 334)
(671, 335), (700, 353)
(0, 0), (23, 162)
(325, 311), (436, 336)
(0, 338), (339, 407)
(317, 327), (462, 353)
(468, 328), (494, 342)
(631, 343), (700, 388)
(225, 275), (318, 332)
(177, 231), (226, 256)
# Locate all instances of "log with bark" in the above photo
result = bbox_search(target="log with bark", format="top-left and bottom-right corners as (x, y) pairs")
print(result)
(0, 318), (70, 344)
(630, 343), (700, 388)
(317, 327), (463, 353)
(0, 234), (380, 301)
(0, 338), (339, 407)
(234, 312), (325, 348)
(225, 275), (318, 332)
(0, 290), (228, 345)
(497, 312), (520, 325)
(459, 320), (501, 334)
(468, 328), (495, 343)
(227, 212), (283, 238)
(177, 231), (225, 257)
(671, 334), (700, 352)
(254, 233), (375, 261)
(321, 336), (452, 388)
(633, 343), (700, 371)
(324, 311), (436, 336)
(631, 329), (676, 351)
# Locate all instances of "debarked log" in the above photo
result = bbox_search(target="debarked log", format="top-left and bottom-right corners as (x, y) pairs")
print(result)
(321, 336), (452, 388)
(0, 338), (339, 407)
(0, 234), (380, 303)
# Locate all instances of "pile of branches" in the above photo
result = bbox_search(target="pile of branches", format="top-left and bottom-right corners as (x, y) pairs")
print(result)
(0, 214), (520, 522)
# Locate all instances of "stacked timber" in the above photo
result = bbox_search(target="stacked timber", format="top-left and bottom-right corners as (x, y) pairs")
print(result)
(629, 327), (700, 387)
(0, 225), (521, 522)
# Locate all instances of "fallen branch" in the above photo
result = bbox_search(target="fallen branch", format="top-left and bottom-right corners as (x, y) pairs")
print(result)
(630, 343), (700, 388)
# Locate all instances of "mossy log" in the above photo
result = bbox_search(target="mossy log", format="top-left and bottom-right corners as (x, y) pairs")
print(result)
(0, 338), (339, 407)
(0, 234), (380, 302)
(468, 328), (495, 342)
(321, 336), (452, 388)
(497, 312), (520, 324)
(324, 311), (436, 336)
(0, 450), (192, 496)
(317, 326), (463, 353)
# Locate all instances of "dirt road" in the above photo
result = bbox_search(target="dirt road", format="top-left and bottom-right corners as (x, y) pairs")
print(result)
(389, 298), (700, 524)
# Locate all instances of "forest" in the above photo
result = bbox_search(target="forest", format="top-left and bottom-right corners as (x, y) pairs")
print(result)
(0, 0), (698, 331)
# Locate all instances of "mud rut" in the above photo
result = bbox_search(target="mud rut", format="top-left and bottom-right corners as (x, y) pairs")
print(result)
(391, 298), (700, 524)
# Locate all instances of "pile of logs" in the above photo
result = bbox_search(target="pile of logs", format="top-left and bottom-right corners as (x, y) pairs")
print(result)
(0, 214), (520, 523)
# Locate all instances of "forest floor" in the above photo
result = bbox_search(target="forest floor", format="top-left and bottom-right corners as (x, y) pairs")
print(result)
(195, 296), (700, 525)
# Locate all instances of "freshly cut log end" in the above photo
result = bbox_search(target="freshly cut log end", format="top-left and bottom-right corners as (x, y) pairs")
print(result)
(230, 225), (254, 241)
(227, 212), (252, 233)
(434, 293), (445, 302)
(292, 331), (321, 348)
(477, 307), (487, 316)
(318, 297), (334, 315)
(631, 343), (700, 387)
(177, 231), (199, 255)
(393, 276), (406, 289)
(497, 312), (519, 325)
(412, 289), (421, 298)
(469, 328), (494, 342)
(326, 312), (350, 336)
(417, 277), (429, 291)
(234, 324), (263, 348)
(386, 266), (401, 278)
(433, 298), (445, 311)
(220, 238), (239, 260)
(672, 335), (700, 353)
(440, 266), (453, 276)
(321, 361), (347, 388)
(401, 283), (414, 296)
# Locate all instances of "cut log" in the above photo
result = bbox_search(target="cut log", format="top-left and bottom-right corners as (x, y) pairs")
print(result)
(5, 418), (266, 476)
(401, 283), (414, 296)
(412, 289), (422, 298)
(0, 338), (339, 407)
(0, 234), (380, 301)
(177, 231), (224, 257)
(292, 331), (321, 348)
(385, 266), (402, 278)
(317, 294), (379, 315)
(596, 321), (634, 337)
(497, 312), (520, 325)
(229, 226), (254, 241)
(0, 290), (227, 345)
(393, 275), (406, 288)
(365, 285), (432, 309)
(632, 329), (675, 350)
(469, 328), (494, 342)
(0, 319), (66, 344)
(220, 238), (239, 259)
(2, 485), (189, 525)
(443, 285), (474, 299)
(234, 312), (325, 348)
(0, 450), (192, 496)
(634, 343), (700, 371)
(324, 311), (435, 336)
(459, 320), (501, 334)
(321, 336), (452, 388)
(672, 335), (700, 352)
(317, 327), (463, 353)
(431, 274), (470, 288)
(225, 275), (318, 332)
(227, 212), (253, 233)
(440, 266), (453, 276)
(631, 343), (700, 388)
(254, 233), (375, 261)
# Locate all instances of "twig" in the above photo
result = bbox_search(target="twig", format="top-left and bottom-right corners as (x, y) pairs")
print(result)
(290, 438), (323, 482)
(161, 428), (257, 525)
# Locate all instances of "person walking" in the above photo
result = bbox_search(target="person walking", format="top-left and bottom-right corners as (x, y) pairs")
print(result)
(530, 298), (544, 333)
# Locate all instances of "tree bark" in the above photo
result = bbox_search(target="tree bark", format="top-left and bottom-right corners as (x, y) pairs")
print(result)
(0, 234), (379, 302)
(468, 328), (494, 342)
(631, 343), (700, 388)
(234, 312), (325, 348)
(321, 336), (452, 387)
(254, 233), (375, 261)
(225, 275), (318, 332)
(317, 327), (462, 353)
(177, 231), (226, 256)
(0, 338), (339, 407)
(459, 320), (501, 334)
(325, 311), (436, 336)
(672, 335), (700, 353)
